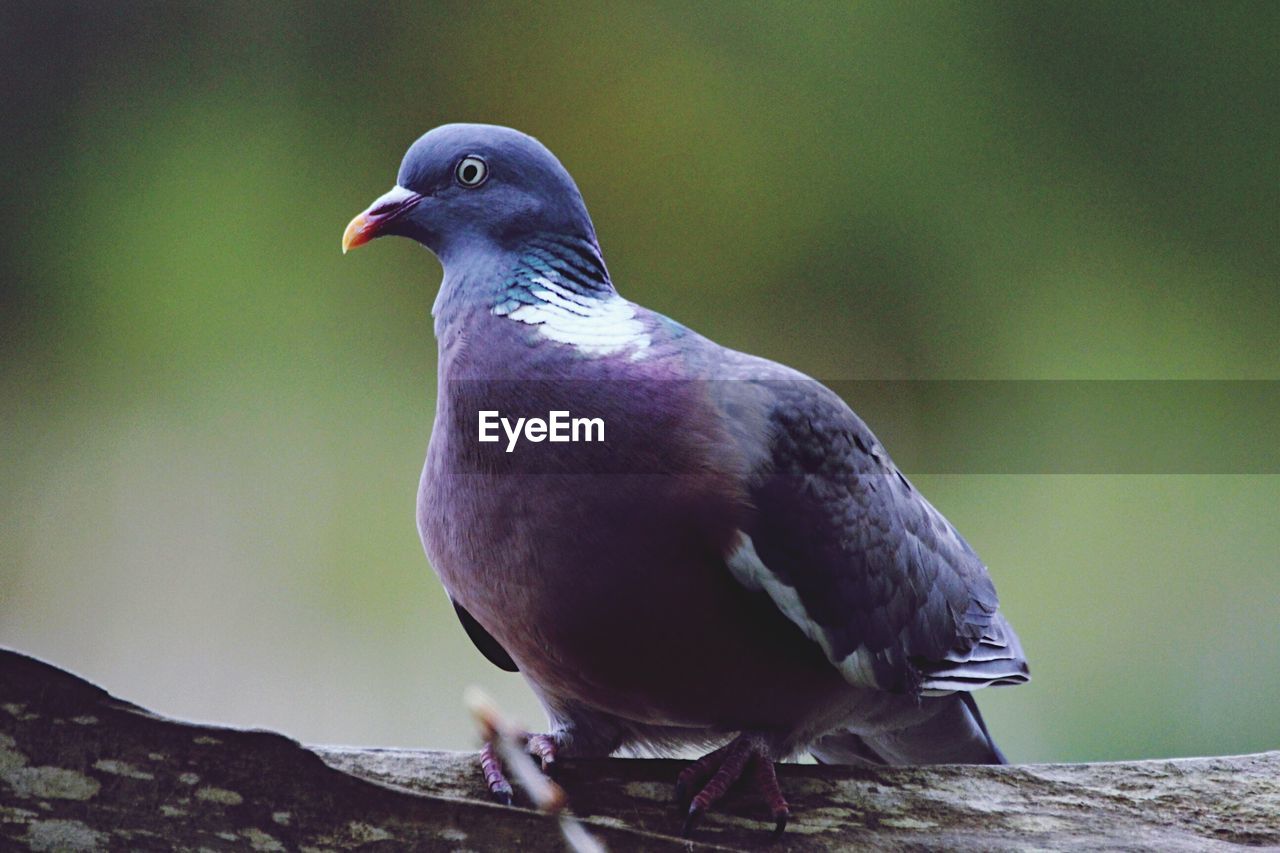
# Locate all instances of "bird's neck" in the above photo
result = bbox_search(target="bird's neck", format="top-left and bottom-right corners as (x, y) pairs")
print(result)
(434, 233), (650, 363)
(491, 232), (616, 311)
(434, 233), (614, 316)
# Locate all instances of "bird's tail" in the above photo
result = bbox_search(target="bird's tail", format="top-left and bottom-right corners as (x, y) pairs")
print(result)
(809, 693), (1007, 766)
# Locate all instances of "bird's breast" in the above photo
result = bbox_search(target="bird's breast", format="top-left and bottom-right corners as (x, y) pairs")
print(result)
(415, 375), (845, 729)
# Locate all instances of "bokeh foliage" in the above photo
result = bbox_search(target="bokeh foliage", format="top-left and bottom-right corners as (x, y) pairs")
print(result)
(2, 1), (1277, 761)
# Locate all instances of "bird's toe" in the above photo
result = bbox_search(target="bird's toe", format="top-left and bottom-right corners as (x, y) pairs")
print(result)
(526, 732), (559, 772)
(675, 734), (791, 837)
(480, 740), (515, 805)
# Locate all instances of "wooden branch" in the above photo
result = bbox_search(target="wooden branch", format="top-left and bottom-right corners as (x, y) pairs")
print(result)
(2, 648), (1276, 851)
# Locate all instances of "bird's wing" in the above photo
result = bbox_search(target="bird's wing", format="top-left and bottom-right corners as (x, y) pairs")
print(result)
(712, 373), (1028, 695)
(452, 599), (519, 673)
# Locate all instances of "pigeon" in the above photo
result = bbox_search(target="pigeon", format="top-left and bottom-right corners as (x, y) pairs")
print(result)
(342, 123), (1029, 834)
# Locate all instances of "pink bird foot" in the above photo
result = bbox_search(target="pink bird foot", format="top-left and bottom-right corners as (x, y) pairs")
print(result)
(480, 731), (561, 805)
(676, 734), (790, 836)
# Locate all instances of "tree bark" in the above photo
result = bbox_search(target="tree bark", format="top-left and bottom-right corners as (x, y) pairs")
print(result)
(1, 648), (1276, 851)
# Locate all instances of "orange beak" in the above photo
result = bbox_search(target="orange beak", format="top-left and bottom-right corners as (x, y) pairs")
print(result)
(342, 185), (425, 254)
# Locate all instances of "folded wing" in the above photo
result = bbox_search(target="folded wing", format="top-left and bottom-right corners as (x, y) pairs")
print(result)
(717, 376), (1029, 696)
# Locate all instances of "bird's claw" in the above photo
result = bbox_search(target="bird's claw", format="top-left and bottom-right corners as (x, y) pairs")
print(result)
(480, 740), (514, 804)
(674, 734), (791, 837)
(479, 732), (562, 805)
(527, 733), (559, 772)
(681, 803), (705, 837)
(772, 807), (790, 837)
(674, 741), (730, 809)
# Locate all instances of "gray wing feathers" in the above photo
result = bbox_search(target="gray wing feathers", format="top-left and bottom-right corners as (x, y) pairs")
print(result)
(810, 693), (1008, 765)
(723, 375), (1028, 696)
(918, 613), (1028, 693)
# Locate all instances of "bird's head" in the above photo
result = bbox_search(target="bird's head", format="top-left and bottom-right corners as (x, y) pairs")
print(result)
(342, 124), (596, 262)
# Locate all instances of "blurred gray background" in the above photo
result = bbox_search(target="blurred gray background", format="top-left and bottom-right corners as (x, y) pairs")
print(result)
(2, 1), (1277, 762)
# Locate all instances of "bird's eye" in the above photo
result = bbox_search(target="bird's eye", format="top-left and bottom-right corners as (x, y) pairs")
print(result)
(455, 155), (488, 187)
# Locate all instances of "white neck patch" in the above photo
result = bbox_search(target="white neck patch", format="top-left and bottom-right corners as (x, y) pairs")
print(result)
(493, 274), (651, 359)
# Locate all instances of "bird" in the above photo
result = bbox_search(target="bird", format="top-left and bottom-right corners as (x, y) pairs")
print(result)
(342, 123), (1029, 835)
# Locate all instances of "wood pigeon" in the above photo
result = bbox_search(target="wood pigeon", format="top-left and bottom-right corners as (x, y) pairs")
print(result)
(342, 124), (1029, 834)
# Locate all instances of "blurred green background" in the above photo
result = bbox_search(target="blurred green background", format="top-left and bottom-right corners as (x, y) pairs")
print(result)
(2, 2), (1277, 763)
